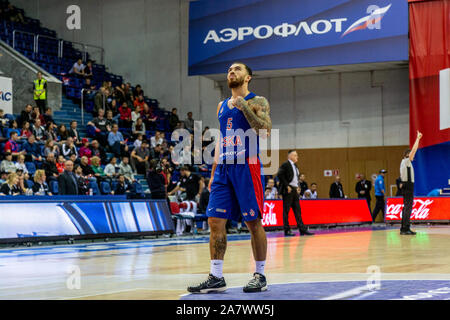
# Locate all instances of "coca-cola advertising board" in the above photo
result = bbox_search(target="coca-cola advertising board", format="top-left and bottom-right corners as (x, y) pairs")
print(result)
(262, 200), (372, 228)
(386, 197), (450, 222)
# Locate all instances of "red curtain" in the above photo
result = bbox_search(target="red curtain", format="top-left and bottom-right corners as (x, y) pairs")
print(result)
(409, 0), (450, 147)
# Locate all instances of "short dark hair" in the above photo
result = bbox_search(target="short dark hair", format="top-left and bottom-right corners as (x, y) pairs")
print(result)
(288, 150), (296, 155)
(232, 61), (253, 77)
(180, 166), (190, 172)
(311, 182), (317, 187)
(403, 148), (411, 158)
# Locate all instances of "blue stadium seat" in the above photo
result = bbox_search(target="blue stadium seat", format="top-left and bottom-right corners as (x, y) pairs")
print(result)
(88, 180), (100, 195)
(25, 162), (36, 175)
(49, 180), (58, 195)
(26, 180), (34, 189)
(100, 181), (111, 194)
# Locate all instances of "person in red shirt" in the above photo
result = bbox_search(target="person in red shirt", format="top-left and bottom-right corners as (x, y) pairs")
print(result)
(4, 132), (24, 160)
(79, 138), (93, 160)
(56, 155), (66, 173)
(133, 94), (146, 109)
(119, 101), (132, 128)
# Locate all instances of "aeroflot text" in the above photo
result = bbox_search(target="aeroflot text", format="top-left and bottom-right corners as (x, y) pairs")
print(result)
(203, 19), (348, 44)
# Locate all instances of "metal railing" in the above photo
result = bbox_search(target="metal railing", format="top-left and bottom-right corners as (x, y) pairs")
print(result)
(12, 29), (36, 52)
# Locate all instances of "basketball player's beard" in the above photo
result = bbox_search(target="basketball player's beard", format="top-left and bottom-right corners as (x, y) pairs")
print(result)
(228, 77), (244, 88)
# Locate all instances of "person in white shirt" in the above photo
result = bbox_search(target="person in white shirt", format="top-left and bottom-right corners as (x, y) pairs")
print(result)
(399, 131), (422, 235)
(150, 131), (164, 148)
(265, 178), (278, 199)
(15, 154), (28, 174)
(69, 58), (85, 76)
(303, 183), (318, 199)
(104, 157), (119, 179)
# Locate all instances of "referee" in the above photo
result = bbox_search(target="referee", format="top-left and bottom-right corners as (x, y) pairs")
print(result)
(399, 131), (423, 235)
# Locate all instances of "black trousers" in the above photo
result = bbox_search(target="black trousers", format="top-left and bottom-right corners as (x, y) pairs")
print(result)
(282, 187), (306, 232)
(372, 195), (385, 221)
(401, 182), (414, 231)
(35, 99), (46, 115)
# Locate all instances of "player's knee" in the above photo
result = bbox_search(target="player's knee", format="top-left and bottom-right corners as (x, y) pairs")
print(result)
(208, 217), (226, 233)
(246, 219), (262, 233)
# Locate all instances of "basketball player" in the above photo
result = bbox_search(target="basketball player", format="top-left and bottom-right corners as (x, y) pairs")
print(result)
(187, 62), (271, 293)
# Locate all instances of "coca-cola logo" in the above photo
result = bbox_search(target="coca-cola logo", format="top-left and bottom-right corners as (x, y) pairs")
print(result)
(262, 202), (277, 226)
(386, 199), (434, 220)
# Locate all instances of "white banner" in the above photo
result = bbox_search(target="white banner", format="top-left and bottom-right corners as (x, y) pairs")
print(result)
(0, 76), (13, 114)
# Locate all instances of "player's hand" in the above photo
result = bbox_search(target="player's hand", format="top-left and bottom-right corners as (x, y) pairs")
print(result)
(233, 96), (245, 110)
(287, 186), (292, 193)
(417, 131), (423, 140)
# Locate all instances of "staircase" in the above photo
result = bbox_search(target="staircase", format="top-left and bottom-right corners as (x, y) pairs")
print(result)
(52, 96), (92, 138)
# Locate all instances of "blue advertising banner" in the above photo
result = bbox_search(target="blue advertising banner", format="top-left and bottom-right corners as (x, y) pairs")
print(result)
(188, 0), (408, 75)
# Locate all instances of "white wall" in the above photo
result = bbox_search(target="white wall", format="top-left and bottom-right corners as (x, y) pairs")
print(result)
(12, 0), (409, 149)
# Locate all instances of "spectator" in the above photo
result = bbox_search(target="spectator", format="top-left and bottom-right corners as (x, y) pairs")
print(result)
(4, 4), (25, 23)
(32, 170), (51, 195)
(133, 93), (146, 109)
(31, 106), (45, 125)
(184, 112), (194, 133)
(43, 107), (54, 125)
(80, 156), (95, 176)
(0, 171), (7, 184)
(20, 121), (33, 139)
(132, 117), (146, 140)
(7, 120), (21, 139)
(74, 165), (90, 195)
(133, 85), (144, 98)
(168, 166), (203, 201)
(131, 106), (141, 124)
(90, 140), (107, 164)
(19, 104), (33, 127)
(168, 108), (179, 132)
(82, 78), (97, 100)
(0, 152), (16, 173)
(150, 131), (163, 148)
(0, 109), (10, 131)
(303, 183), (318, 199)
(329, 175), (345, 198)
(16, 170), (28, 194)
(94, 87), (106, 117)
(199, 178), (210, 213)
(32, 119), (46, 142)
(108, 123), (129, 157)
(298, 174), (308, 197)
(23, 135), (42, 162)
(57, 124), (69, 141)
(131, 139), (150, 174)
(0, 127), (6, 146)
(141, 104), (157, 130)
(33, 72), (47, 115)
(133, 133), (143, 149)
(88, 108), (108, 145)
(265, 178), (279, 200)
(118, 156), (135, 183)
(14, 154), (28, 175)
(104, 157), (119, 179)
(44, 135), (60, 158)
(146, 159), (166, 199)
(114, 83), (127, 105)
(91, 156), (107, 182)
(0, 173), (21, 196)
(69, 58), (85, 77)
(119, 102), (132, 128)
(113, 174), (130, 195)
(62, 137), (78, 159)
(105, 110), (118, 128)
(58, 160), (78, 195)
(4, 132), (23, 159)
(42, 153), (59, 182)
(68, 120), (81, 145)
(45, 121), (59, 142)
(83, 60), (93, 79)
(69, 153), (80, 167)
(79, 138), (92, 159)
(56, 155), (66, 174)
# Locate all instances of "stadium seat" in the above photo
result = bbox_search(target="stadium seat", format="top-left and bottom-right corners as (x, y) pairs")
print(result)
(25, 162), (36, 175)
(100, 181), (111, 194)
(49, 180), (58, 195)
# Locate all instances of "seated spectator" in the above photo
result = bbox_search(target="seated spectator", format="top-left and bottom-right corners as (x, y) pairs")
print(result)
(118, 102), (132, 128)
(32, 170), (52, 195)
(44, 137), (60, 158)
(151, 131), (164, 148)
(104, 157), (119, 179)
(31, 106), (45, 125)
(83, 78), (97, 100)
(58, 160), (78, 195)
(132, 117), (146, 140)
(168, 108), (179, 132)
(80, 156), (95, 177)
(87, 108), (108, 145)
(108, 124), (129, 157)
(118, 156), (135, 183)
(199, 178), (210, 214)
(133, 84), (144, 98)
(265, 178), (279, 200)
(43, 107), (54, 126)
(83, 60), (93, 79)
(32, 119), (46, 142)
(94, 87), (106, 117)
(22, 135), (43, 162)
(90, 140), (107, 164)
(45, 121), (59, 142)
(57, 123), (69, 141)
(4, 132), (24, 159)
(106, 110), (118, 128)
(69, 58), (85, 77)
(74, 165), (89, 195)
(0, 109), (10, 133)
(0, 124), (7, 145)
(133, 133), (143, 149)
(0, 171), (8, 184)
(113, 174), (130, 195)
(0, 173), (21, 196)
(133, 93), (146, 110)
(69, 153), (80, 167)
(131, 139), (150, 174)
(62, 137), (78, 159)
(68, 120), (81, 145)
(131, 106), (141, 124)
(303, 183), (318, 199)
(18, 104), (33, 127)
(91, 156), (108, 182)
(56, 155), (66, 174)
(16, 170), (28, 194)
(20, 121), (33, 140)
(141, 104), (157, 130)
(184, 112), (195, 133)
(15, 154), (28, 175)
(0, 152), (16, 173)
(79, 138), (92, 159)
(42, 153), (59, 182)
(114, 83), (127, 105)
(7, 120), (21, 139)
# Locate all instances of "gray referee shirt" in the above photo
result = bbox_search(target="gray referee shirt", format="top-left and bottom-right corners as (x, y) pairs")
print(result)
(400, 158), (415, 183)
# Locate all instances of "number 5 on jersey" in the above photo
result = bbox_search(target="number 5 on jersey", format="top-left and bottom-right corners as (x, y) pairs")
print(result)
(226, 117), (233, 130)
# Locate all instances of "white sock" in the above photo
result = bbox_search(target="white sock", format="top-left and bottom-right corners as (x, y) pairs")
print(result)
(210, 260), (224, 278)
(255, 260), (266, 275)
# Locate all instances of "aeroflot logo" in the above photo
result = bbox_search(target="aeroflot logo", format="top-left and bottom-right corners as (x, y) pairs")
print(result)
(203, 4), (392, 44)
(0, 91), (12, 101)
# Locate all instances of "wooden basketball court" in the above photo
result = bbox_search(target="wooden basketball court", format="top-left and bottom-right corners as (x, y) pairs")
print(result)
(1, 226), (450, 300)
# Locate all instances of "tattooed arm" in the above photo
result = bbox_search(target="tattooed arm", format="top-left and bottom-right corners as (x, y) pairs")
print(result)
(233, 96), (272, 136)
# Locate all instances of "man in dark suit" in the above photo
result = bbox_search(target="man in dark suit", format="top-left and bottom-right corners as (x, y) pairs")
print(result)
(329, 175), (345, 198)
(277, 150), (313, 237)
(58, 160), (79, 195)
(355, 174), (372, 212)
